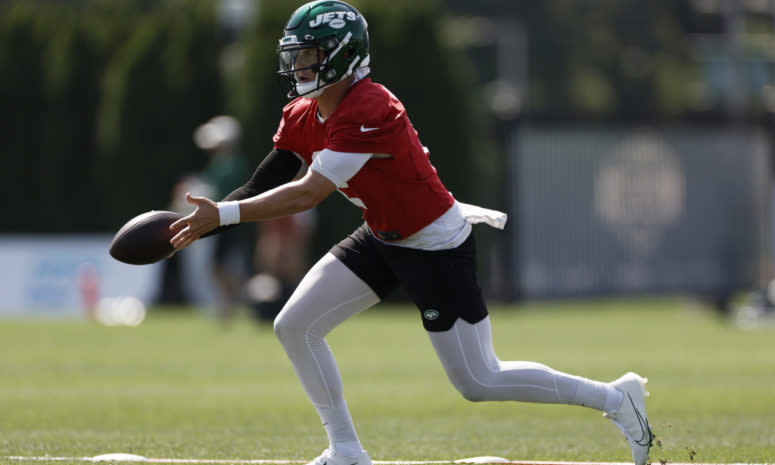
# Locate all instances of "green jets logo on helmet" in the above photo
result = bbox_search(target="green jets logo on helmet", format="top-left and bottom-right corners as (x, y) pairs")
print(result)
(277, 0), (370, 99)
(309, 11), (358, 28)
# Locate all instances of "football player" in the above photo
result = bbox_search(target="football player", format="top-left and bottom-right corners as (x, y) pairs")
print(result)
(169, 2), (654, 465)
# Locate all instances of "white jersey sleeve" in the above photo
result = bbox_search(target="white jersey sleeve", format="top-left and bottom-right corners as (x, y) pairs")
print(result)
(310, 149), (372, 188)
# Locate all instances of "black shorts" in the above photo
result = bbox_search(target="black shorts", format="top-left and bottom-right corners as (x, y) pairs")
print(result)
(330, 223), (488, 332)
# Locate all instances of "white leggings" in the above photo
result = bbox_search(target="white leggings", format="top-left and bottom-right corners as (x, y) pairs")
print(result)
(273, 253), (611, 451)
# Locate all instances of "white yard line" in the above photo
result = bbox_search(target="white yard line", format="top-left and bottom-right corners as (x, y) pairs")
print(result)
(3, 456), (769, 465)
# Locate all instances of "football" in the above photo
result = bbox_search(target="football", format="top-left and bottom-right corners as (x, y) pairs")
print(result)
(109, 210), (183, 265)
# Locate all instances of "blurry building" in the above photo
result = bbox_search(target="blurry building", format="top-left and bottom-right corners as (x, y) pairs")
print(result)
(440, 0), (775, 313)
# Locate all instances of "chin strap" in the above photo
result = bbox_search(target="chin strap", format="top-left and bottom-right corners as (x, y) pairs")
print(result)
(295, 65), (370, 99)
(296, 78), (326, 98)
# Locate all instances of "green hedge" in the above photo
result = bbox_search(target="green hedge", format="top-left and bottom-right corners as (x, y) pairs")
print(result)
(0, 0), (477, 251)
(0, 1), (222, 232)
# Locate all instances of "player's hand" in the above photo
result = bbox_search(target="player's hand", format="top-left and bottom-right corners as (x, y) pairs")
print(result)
(169, 193), (218, 249)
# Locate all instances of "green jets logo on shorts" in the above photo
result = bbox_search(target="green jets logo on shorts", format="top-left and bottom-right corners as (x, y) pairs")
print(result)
(423, 309), (440, 320)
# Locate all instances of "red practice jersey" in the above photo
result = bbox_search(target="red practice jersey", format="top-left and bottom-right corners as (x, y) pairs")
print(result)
(273, 78), (454, 241)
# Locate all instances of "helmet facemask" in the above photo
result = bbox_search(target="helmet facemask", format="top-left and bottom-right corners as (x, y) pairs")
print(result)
(278, 35), (344, 99)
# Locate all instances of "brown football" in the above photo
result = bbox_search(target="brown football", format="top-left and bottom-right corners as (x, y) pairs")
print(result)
(109, 210), (183, 265)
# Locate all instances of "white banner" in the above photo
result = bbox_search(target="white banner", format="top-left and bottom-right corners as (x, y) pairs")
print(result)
(0, 235), (162, 317)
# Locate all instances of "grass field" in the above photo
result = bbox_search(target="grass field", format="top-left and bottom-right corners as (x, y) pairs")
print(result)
(1, 297), (773, 465)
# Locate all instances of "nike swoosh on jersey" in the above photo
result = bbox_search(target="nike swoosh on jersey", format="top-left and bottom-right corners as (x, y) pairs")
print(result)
(360, 125), (379, 132)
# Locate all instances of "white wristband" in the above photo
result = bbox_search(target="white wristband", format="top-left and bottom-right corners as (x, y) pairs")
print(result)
(218, 201), (241, 226)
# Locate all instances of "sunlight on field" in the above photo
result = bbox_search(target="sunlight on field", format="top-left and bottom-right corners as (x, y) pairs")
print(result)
(0, 297), (773, 465)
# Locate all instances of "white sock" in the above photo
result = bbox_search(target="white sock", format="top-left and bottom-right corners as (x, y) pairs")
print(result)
(572, 377), (623, 411)
(333, 441), (364, 458)
(317, 404), (364, 457)
(604, 384), (624, 412)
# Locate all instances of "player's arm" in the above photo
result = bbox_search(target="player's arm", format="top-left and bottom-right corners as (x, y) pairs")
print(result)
(170, 149), (370, 250)
(198, 148), (302, 238)
(234, 148), (372, 219)
(230, 149), (372, 223)
(224, 148), (303, 200)
(170, 169), (335, 249)
(239, 169), (336, 221)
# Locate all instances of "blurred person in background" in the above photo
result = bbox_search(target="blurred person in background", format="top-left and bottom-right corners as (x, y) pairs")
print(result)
(167, 2), (653, 465)
(160, 173), (217, 306)
(248, 206), (317, 324)
(193, 115), (250, 322)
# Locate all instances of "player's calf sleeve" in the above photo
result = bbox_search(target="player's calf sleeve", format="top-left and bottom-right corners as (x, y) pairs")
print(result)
(428, 317), (619, 410)
(273, 253), (379, 453)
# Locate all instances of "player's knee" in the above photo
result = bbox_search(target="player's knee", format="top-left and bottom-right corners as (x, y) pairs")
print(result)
(273, 309), (300, 344)
(450, 377), (488, 402)
(272, 316), (285, 342)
